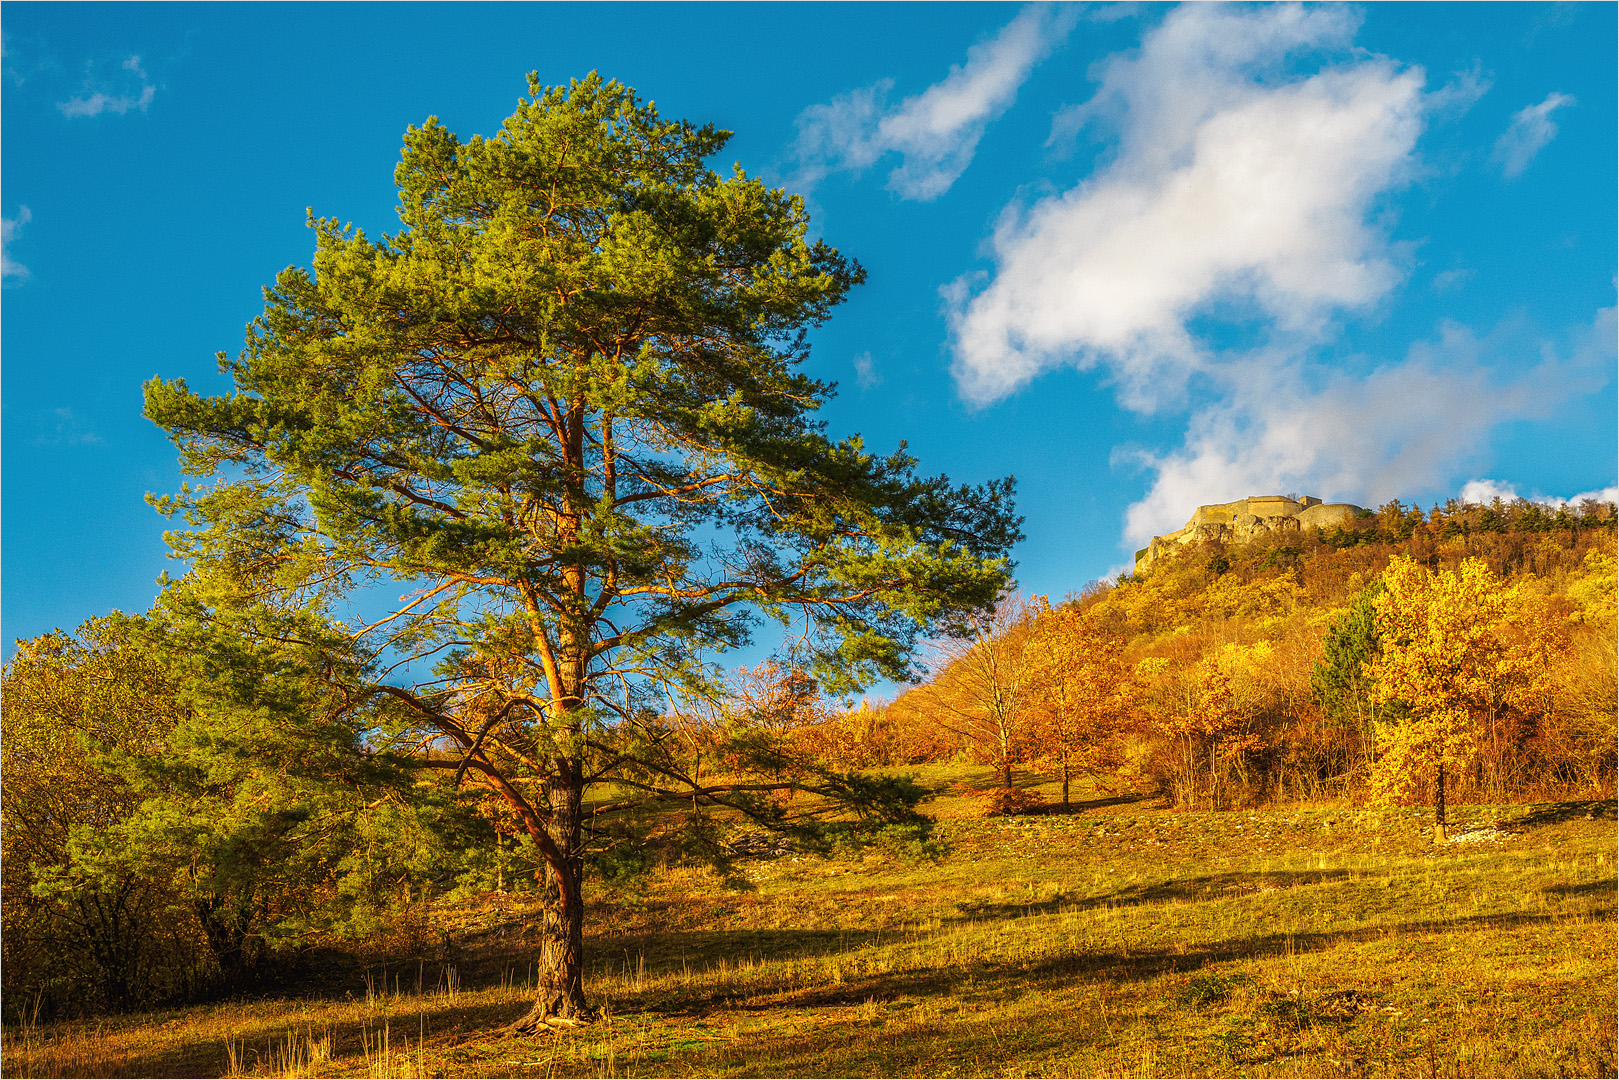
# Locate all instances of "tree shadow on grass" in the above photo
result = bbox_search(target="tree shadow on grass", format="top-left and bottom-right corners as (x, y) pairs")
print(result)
(646, 942), (1618, 1080)
(651, 903), (1615, 1019)
(947, 869), (1356, 922)
(1541, 879), (1615, 898)
(1023, 791), (1156, 815)
(1502, 800), (1617, 829)
(94, 898), (1615, 1076)
(589, 927), (888, 979)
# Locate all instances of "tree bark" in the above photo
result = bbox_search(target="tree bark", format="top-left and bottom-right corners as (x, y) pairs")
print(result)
(1061, 760), (1070, 806)
(1434, 760), (1448, 842)
(507, 756), (595, 1034)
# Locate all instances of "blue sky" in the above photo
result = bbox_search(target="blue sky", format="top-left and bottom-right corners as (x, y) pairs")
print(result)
(3, 2), (1615, 658)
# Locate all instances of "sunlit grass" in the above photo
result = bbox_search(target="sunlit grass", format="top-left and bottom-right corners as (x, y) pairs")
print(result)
(3, 768), (1612, 1078)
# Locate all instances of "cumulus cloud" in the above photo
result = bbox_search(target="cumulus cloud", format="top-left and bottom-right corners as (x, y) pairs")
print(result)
(1460, 479), (1619, 508)
(793, 5), (1074, 201)
(921, 5), (1606, 552)
(57, 53), (155, 118)
(1563, 485), (1619, 507)
(3, 205), (32, 282)
(1122, 306), (1618, 543)
(1492, 91), (1574, 178)
(949, 4), (1428, 408)
(1457, 479), (1519, 505)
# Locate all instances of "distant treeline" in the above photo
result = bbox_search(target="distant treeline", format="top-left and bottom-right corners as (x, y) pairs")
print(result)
(1317, 496), (1616, 549)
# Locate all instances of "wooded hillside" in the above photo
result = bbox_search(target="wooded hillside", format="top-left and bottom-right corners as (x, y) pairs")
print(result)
(796, 497), (1617, 811)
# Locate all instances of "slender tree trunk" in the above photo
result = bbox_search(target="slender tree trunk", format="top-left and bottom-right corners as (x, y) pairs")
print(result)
(1061, 759), (1070, 806)
(508, 756), (594, 1033)
(1434, 761), (1448, 842)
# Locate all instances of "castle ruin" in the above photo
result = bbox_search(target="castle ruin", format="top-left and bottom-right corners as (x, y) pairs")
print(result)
(1133, 495), (1365, 574)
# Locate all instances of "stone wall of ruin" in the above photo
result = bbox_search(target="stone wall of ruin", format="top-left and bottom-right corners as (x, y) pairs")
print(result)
(1133, 495), (1365, 573)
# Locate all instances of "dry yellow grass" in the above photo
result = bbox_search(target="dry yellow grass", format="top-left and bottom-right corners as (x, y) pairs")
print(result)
(3, 769), (1613, 1078)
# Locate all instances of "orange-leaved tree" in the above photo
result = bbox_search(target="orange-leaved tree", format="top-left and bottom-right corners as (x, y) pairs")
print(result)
(789, 697), (953, 769)
(1366, 555), (1565, 839)
(1154, 661), (1256, 809)
(1024, 607), (1135, 805)
(915, 592), (1043, 800)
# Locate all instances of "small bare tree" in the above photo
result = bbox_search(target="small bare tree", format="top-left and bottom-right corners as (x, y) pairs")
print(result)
(914, 593), (1044, 791)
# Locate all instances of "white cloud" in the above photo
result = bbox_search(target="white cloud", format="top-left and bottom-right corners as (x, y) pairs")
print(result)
(2, 206), (31, 282)
(1431, 268), (1475, 293)
(1426, 62), (1491, 121)
(918, 5), (1607, 552)
(1493, 92), (1574, 179)
(1122, 307), (1618, 543)
(792, 5), (1073, 201)
(852, 351), (881, 390)
(925, 5), (1612, 551)
(1458, 479), (1519, 505)
(59, 83), (155, 118)
(58, 54), (155, 118)
(949, 3), (1427, 409)
(795, 83), (888, 179)
(1460, 479), (1619, 508)
(30, 407), (103, 447)
(1567, 486), (1619, 507)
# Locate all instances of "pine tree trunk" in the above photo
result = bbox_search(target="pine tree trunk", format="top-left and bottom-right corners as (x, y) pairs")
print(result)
(507, 756), (594, 1034)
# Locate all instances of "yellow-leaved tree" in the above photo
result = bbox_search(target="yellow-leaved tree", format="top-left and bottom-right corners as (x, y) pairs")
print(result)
(1024, 608), (1135, 806)
(1366, 555), (1565, 840)
(1155, 662), (1255, 810)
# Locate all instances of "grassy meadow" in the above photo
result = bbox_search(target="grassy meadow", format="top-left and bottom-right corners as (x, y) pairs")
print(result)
(4, 766), (1614, 1079)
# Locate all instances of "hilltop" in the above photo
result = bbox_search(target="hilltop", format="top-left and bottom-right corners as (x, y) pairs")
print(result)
(821, 494), (1618, 813)
(1134, 494), (1366, 573)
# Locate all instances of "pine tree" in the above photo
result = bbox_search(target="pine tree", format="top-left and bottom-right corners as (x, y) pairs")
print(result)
(144, 73), (1019, 1029)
